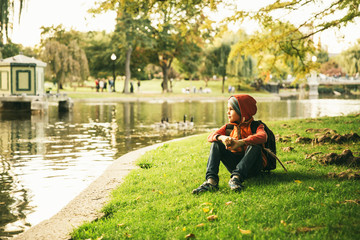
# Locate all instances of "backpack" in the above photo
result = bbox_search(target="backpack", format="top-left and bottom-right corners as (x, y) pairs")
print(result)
(225, 120), (277, 171)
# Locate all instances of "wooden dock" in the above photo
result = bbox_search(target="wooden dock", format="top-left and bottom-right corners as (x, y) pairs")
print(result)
(0, 94), (73, 113)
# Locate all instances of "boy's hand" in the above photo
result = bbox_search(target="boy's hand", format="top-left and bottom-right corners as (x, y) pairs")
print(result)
(228, 139), (245, 150)
(218, 136), (245, 150)
(218, 136), (233, 147)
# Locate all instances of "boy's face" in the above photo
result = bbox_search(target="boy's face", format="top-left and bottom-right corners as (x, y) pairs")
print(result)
(227, 102), (241, 123)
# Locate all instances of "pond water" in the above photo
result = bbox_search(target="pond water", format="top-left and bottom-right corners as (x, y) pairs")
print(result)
(1, 97), (360, 238)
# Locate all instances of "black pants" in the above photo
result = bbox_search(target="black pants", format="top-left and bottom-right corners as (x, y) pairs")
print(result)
(205, 141), (263, 183)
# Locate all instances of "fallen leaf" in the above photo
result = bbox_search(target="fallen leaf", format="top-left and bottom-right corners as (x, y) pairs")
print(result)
(196, 223), (205, 227)
(209, 208), (214, 214)
(117, 223), (125, 227)
(182, 227), (186, 231)
(237, 226), (251, 234)
(185, 233), (196, 238)
(308, 186), (315, 191)
(280, 220), (287, 226)
(340, 199), (360, 205)
(225, 201), (233, 205)
(207, 215), (218, 221)
(294, 180), (302, 183)
(136, 196), (141, 200)
(158, 191), (163, 195)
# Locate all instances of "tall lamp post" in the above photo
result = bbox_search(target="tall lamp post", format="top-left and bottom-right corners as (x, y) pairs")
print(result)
(308, 55), (319, 99)
(111, 53), (117, 92)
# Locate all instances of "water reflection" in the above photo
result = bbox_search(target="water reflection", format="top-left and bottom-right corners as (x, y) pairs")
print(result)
(1, 98), (360, 238)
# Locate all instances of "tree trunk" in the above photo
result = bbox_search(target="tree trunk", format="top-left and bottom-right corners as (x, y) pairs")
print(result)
(56, 72), (62, 94)
(123, 46), (133, 93)
(222, 75), (225, 94)
(205, 77), (209, 87)
(161, 66), (169, 93)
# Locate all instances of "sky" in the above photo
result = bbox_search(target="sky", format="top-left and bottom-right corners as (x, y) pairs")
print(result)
(10, 0), (360, 54)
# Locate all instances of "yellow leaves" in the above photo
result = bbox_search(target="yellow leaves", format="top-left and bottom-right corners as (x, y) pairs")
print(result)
(206, 215), (218, 221)
(238, 226), (251, 235)
(202, 208), (210, 213)
(225, 201), (233, 205)
(280, 220), (287, 226)
(294, 180), (318, 192)
(117, 223), (125, 227)
(152, 189), (164, 195)
(202, 207), (213, 214)
(182, 227), (186, 231)
(201, 202), (214, 214)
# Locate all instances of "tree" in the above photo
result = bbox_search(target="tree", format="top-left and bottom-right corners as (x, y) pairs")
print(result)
(83, 31), (116, 78)
(0, 0), (26, 44)
(320, 59), (344, 77)
(211, 43), (231, 93)
(90, 0), (153, 93)
(90, 0), (218, 93)
(40, 26), (89, 92)
(114, 1), (152, 93)
(222, 29), (257, 84)
(230, 21), (316, 82)
(0, 41), (20, 58)
(337, 40), (360, 76)
(228, 0), (360, 80)
(147, 0), (216, 92)
(175, 41), (202, 81)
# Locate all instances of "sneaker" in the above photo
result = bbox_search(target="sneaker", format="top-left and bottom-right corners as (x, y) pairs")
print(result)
(228, 177), (244, 192)
(192, 181), (219, 194)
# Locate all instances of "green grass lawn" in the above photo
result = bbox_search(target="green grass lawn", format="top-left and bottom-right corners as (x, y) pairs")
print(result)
(71, 114), (360, 240)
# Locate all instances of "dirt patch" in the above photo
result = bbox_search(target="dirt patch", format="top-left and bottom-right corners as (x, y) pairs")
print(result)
(295, 137), (312, 144)
(315, 133), (360, 144)
(319, 149), (360, 167)
(282, 146), (294, 152)
(305, 128), (336, 134)
(328, 169), (360, 180)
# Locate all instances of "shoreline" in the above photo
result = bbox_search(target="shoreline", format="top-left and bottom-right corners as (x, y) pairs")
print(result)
(14, 136), (196, 240)
(69, 95), (282, 103)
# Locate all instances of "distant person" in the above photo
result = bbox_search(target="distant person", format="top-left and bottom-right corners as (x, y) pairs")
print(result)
(130, 81), (134, 93)
(103, 80), (107, 91)
(99, 79), (104, 92)
(95, 79), (100, 92)
(108, 78), (112, 92)
(192, 94), (269, 194)
(137, 80), (141, 92)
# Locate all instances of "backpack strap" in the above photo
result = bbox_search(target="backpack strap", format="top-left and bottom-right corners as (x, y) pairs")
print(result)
(225, 124), (234, 136)
(250, 120), (260, 134)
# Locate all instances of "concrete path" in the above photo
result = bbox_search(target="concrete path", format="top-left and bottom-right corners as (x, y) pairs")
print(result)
(14, 137), (191, 240)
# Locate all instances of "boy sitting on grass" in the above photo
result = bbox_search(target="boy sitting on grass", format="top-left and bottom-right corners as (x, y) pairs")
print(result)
(192, 94), (268, 194)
